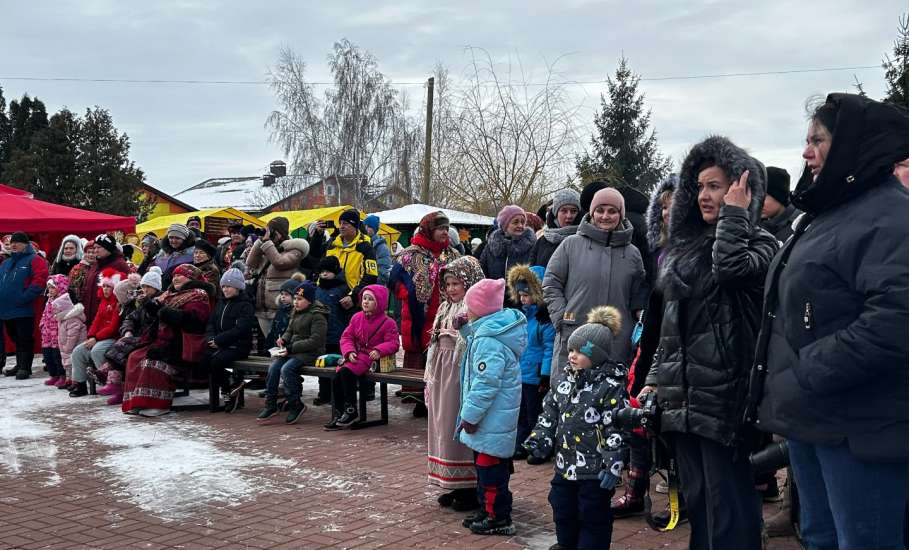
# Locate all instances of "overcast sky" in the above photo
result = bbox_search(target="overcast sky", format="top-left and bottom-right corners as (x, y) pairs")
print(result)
(1, 1), (905, 196)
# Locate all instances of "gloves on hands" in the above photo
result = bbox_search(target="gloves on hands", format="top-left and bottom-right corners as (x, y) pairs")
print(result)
(598, 469), (621, 490)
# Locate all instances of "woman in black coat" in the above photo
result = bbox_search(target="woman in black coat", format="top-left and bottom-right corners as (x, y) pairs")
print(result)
(645, 136), (778, 550)
(756, 94), (909, 550)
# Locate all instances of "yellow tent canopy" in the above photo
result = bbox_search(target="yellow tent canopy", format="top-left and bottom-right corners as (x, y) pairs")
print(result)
(136, 208), (265, 238)
(261, 205), (400, 245)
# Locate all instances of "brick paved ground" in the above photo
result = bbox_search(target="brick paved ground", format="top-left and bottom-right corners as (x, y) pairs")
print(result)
(0, 371), (802, 549)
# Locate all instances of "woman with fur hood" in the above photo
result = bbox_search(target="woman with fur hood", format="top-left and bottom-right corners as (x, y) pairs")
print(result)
(529, 189), (582, 270)
(644, 136), (778, 550)
(122, 263), (215, 417)
(543, 188), (648, 386)
(245, 216), (310, 336)
(479, 205), (536, 282)
(52, 235), (83, 276)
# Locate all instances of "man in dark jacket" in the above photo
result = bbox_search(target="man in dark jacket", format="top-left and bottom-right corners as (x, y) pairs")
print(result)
(755, 93), (909, 549)
(0, 232), (49, 379)
(645, 136), (778, 550)
(760, 166), (801, 243)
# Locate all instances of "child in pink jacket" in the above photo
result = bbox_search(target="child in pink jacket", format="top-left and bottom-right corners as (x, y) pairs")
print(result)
(40, 275), (70, 386)
(52, 292), (87, 389)
(325, 284), (399, 430)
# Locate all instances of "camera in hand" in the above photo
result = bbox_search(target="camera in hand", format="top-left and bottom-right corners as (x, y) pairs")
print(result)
(615, 391), (660, 432)
(749, 440), (789, 475)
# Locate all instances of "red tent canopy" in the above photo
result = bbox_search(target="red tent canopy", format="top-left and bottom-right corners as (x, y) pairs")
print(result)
(0, 183), (34, 198)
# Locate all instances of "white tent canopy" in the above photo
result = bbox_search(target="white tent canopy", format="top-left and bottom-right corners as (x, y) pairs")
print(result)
(370, 203), (494, 227)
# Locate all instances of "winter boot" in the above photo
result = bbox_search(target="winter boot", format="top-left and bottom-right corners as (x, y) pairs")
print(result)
(450, 488), (480, 512)
(44, 376), (61, 386)
(68, 381), (88, 397)
(55, 377), (72, 389)
(98, 370), (122, 396)
(335, 405), (359, 427)
(462, 510), (487, 528)
(412, 402), (428, 418)
(526, 453), (549, 466)
(285, 401), (307, 425)
(106, 392), (123, 406)
(15, 352), (33, 380)
(256, 399), (280, 422)
(437, 490), (458, 508)
(323, 416), (341, 431)
(469, 516), (516, 536)
(611, 467), (648, 518)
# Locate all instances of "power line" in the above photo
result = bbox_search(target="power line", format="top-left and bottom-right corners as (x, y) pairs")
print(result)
(0, 64), (882, 87)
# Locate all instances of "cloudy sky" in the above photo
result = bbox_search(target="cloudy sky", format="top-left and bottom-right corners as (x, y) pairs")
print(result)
(1, 1), (905, 196)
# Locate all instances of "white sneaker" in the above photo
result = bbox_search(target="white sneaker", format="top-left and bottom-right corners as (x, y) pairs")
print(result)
(138, 408), (171, 417)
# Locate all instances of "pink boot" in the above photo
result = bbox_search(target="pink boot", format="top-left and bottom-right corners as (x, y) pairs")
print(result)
(45, 376), (61, 386)
(106, 390), (123, 406)
(98, 370), (122, 396)
(55, 377), (71, 389)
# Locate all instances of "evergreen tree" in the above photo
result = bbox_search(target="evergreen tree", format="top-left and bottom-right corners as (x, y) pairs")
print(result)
(883, 14), (909, 108)
(0, 86), (10, 181)
(1, 93), (49, 190)
(576, 57), (671, 194)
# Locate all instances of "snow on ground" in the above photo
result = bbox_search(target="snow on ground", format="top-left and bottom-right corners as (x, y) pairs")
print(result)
(0, 376), (369, 522)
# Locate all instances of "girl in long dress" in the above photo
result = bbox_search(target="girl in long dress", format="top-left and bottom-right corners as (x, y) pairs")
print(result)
(425, 255), (484, 511)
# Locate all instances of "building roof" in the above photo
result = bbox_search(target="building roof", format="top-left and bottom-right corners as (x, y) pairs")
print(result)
(139, 182), (195, 212)
(173, 175), (323, 211)
(369, 203), (494, 227)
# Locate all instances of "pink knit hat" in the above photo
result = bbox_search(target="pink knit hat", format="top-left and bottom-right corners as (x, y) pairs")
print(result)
(465, 278), (506, 318)
(590, 188), (625, 219)
(496, 205), (526, 230)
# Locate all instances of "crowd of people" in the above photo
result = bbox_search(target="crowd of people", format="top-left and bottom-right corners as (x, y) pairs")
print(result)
(2, 92), (909, 549)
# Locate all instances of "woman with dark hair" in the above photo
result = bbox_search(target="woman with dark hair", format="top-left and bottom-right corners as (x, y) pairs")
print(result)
(645, 136), (778, 549)
(757, 94), (909, 550)
(529, 189), (581, 270)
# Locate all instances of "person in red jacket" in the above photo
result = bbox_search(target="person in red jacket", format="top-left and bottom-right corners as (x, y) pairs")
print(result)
(68, 268), (124, 396)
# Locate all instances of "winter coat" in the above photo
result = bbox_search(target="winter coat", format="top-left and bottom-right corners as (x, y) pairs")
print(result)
(146, 280), (214, 365)
(478, 228), (536, 281)
(531, 225), (578, 271)
(40, 299), (59, 348)
(390, 232), (461, 354)
(88, 293), (121, 341)
(339, 285), (400, 376)
(457, 307), (527, 458)
(205, 294), (255, 357)
(371, 234), (393, 285)
(217, 240), (248, 270)
(316, 276), (351, 345)
(0, 243), (49, 320)
(281, 301), (329, 365)
(51, 234), (84, 276)
(80, 253), (129, 325)
(152, 234), (196, 288)
(194, 260), (221, 292)
(265, 302), (291, 351)
(526, 360), (629, 481)
(53, 294), (86, 366)
(760, 204), (801, 244)
(245, 237), (309, 320)
(543, 217), (648, 372)
(325, 231), (378, 300)
(507, 264), (556, 385)
(757, 93), (909, 462)
(648, 136), (778, 447)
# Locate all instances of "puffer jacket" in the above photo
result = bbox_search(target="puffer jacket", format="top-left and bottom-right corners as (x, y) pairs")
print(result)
(339, 285), (400, 376)
(325, 231), (378, 300)
(371, 234), (392, 285)
(88, 293), (121, 341)
(281, 301), (329, 366)
(507, 265), (555, 385)
(526, 359), (629, 481)
(246, 237), (309, 320)
(53, 294), (86, 364)
(40, 275), (70, 348)
(152, 234), (196, 288)
(205, 294), (255, 356)
(0, 243), (49, 320)
(457, 307), (527, 458)
(648, 135), (778, 447)
(478, 228), (536, 281)
(543, 217), (648, 377)
(757, 93), (909, 462)
(316, 275), (351, 345)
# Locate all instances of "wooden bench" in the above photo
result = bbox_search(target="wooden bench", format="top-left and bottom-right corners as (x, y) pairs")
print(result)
(213, 356), (426, 429)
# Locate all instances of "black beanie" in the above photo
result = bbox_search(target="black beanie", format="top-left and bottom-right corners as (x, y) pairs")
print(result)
(318, 256), (342, 275)
(10, 231), (30, 244)
(194, 239), (217, 259)
(339, 209), (361, 228)
(766, 167), (791, 206)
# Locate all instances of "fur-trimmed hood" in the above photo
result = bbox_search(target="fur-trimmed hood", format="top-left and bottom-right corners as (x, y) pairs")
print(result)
(279, 237), (310, 258)
(485, 227), (536, 258)
(506, 264), (545, 306)
(645, 174), (678, 252)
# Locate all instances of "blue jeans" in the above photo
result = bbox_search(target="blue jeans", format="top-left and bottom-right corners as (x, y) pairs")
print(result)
(788, 439), (909, 550)
(265, 356), (303, 403)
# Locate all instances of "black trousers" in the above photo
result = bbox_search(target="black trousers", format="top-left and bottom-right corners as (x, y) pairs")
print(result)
(516, 383), (543, 452)
(673, 432), (763, 550)
(203, 348), (248, 391)
(4, 317), (35, 373)
(548, 475), (614, 549)
(332, 366), (360, 412)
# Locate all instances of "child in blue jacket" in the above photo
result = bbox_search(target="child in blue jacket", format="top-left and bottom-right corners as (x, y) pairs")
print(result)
(506, 264), (556, 462)
(313, 256), (351, 405)
(457, 278), (527, 537)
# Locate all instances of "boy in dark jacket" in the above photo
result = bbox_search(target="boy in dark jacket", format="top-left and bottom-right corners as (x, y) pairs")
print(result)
(313, 256), (351, 405)
(506, 265), (555, 461)
(524, 306), (629, 550)
(258, 281), (328, 424)
(204, 268), (256, 412)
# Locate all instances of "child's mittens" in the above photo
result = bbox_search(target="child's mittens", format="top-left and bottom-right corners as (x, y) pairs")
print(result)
(598, 468), (622, 490)
(459, 419), (478, 434)
(523, 433), (552, 459)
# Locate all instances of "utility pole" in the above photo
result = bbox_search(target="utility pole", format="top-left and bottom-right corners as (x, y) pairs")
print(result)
(421, 76), (434, 204)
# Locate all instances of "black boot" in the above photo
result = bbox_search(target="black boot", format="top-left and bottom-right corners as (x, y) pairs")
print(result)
(469, 516), (515, 536)
(412, 402), (428, 418)
(450, 488), (480, 511)
(336, 405), (359, 427)
(285, 400), (307, 424)
(69, 381), (88, 397)
(256, 399), (280, 422)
